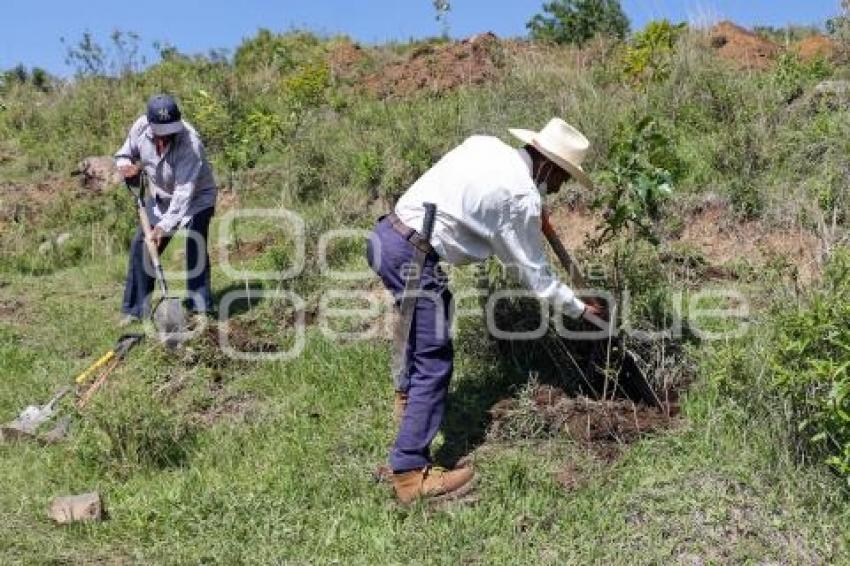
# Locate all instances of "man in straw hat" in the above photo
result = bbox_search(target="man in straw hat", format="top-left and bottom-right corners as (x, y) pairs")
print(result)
(367, 118), (605, 504)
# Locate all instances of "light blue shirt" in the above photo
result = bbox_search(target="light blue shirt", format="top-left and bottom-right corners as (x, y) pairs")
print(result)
(115, 116), (217, 232)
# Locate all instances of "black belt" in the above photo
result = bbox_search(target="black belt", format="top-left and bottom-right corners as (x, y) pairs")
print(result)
(386, 212), (436, 256)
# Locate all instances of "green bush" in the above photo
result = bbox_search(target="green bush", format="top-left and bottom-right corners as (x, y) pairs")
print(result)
(769, 250), (850, 480)
(623, 20), (687, 84)
(591, 115), (680, 245)
(527, 0), (630, 46)
(711, 250), (850, 483)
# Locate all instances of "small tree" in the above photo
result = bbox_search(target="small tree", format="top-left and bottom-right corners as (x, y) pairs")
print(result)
(433, 0), (452, 39)
(527, 0), (630, 46)
(827, 0), (850, 60)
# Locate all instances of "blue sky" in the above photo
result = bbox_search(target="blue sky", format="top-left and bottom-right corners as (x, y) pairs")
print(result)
(0, 1), (841, 75)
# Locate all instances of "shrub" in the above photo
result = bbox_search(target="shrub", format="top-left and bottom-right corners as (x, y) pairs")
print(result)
(769, 250), (850, 480)
(769, 52), (833, 104)
(711, 250), (850, 483)
(623, 20), (687, 84)
(527, 0), (630, 47)
(591, 115), (680, 245)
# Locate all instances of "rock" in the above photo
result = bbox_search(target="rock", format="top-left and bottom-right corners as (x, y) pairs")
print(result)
(48, 492), (103, 524)
(811, 80), (850, 110)
(40, 416), (72, 445)
(0, 425), (35, 443)
(55, 232), (72, 247)
(71, 156), (121, 192)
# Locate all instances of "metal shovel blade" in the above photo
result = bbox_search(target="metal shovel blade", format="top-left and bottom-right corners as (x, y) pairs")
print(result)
(152, 298), (188, 346)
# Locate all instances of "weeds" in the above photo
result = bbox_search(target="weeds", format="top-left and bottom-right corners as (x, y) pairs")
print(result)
(78, 378), (197, 476)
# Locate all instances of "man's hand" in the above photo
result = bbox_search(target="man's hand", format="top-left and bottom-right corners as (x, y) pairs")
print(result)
(150, 226), (165, 248)
(581, 298), (609, 322)
(118, 163), (140, 179)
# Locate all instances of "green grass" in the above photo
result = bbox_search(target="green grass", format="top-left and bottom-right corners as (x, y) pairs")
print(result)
(1, 245), (849, 564)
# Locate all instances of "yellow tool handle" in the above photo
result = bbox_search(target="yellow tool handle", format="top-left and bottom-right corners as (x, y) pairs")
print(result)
(77, 357), (121, 409)
(74, 351), (115, 385)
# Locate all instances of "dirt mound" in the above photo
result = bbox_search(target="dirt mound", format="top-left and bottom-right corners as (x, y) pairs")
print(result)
(0, 178), (71, 230)
(71, 156), (122, 192)
(328, 40), (369, 82)
(363, 32), (504, 98)
(677, 196), (820, 284)
(794, 35), (837, 61)
(708, 21), (781, 70)
(489, 384), (679, 445)
(549, 199), (820, 285)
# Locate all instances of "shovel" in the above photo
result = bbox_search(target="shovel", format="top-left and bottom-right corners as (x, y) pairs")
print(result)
(541, 210), (661, 408)
(125, 173), (188, 343)
(1, 386), (71, 440)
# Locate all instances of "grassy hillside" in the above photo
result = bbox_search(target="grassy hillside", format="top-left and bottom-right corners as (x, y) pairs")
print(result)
(1, 25), (850, 563)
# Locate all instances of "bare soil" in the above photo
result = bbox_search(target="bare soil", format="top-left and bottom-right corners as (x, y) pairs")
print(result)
(362, 32), (504, 98)
(549, 199), (820, 284)
(794, 35), (838, 62)
(489, 384), (679, 445)
(708, 21), (781, 71)
(207, 319), (281, 355)
(328, 40), (369, 83)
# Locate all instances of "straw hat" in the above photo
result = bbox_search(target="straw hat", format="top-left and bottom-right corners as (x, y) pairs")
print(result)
(510, 118), (593, 189)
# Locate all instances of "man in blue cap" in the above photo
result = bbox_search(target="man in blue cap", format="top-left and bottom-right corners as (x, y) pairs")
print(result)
(115, 94), (218, 325)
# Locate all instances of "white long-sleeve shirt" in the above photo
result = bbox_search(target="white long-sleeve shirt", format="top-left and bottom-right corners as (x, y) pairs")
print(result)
(115, 116), (217, 232)
(395, 135), (586, 319)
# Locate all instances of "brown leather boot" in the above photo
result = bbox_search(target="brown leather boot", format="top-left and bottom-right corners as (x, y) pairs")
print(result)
(392, 465), (475, 504)
(393, 392), (408, 424)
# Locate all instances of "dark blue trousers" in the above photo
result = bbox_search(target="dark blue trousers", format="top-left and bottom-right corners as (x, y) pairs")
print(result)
(367, 217), (454, 472)
(122, 204), (214, 318)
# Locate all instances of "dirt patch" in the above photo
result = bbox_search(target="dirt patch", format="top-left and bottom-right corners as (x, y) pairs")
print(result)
(226, 234), (276, 262)
(70, 156), (122, 192)
(206, 319), (281, 355)
(708, 21), (781, 71)
(489, 384), (679, 445)
(192, 393), (258, 427)
(794, 35), (837, 62)
(490, 383), (679, 492)
(328, 40), (369, 82)
(548, 200), (820, 284)
(547, 204), (601, 252)
(363, 32), (504, 98)
(0, 298), (24, 319)
(215, 186), (240, 211)
(677, 197), (820, 283)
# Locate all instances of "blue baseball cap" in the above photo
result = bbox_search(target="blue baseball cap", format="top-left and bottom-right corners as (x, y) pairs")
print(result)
(146, 94), (184, 136)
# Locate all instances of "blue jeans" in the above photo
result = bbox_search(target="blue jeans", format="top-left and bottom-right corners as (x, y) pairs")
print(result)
(122, 204), (214, 318)
(367, 216), (454, 472)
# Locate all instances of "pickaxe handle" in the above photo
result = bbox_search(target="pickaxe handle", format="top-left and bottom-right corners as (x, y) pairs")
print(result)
(75, 351), (115, 385)
(542, 209), (587, 289)
(76, 357), (121, 410)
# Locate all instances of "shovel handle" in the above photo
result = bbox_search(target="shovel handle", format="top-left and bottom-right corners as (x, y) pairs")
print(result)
(130, 182), (169, 296)
(542, 209), (587, 289)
